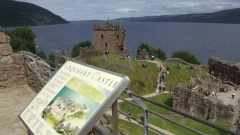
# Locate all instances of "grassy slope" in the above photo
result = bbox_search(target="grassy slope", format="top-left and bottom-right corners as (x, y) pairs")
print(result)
(86, 56), (159, 96)
(85, 56), (232, 135)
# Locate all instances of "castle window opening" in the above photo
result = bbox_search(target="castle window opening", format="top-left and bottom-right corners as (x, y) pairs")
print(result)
(105, 43), (108, 49)
(117, 35), (119, 39)
(101, 34), (103, 39)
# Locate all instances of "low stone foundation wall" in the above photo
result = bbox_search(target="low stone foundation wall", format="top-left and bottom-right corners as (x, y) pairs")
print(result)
(173, 85), (237, 124)
(0, 52), (50, 92)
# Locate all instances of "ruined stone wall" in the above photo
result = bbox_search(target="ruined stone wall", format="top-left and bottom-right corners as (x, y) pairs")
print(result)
(0, 30), (49, 92)
(77, 46), (103, 60)
(165, 58), (193, 66)
(23, 52), (50, 92)
(173, 85), (237, 124)
(0, 53), (26, 88)
(138, 49), (149, 60)
(0, 31), (26, 88)
(208, 57), (240, 85)
(0, 52), (50, 92)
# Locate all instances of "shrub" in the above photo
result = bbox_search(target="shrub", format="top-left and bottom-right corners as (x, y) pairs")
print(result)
(6, 26), (37, 54)
(71, 40), (91, 57)
(137, 43), (166, 60)
(172, 51), (201, 65)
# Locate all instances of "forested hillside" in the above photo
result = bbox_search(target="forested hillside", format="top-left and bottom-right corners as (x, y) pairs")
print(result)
(113, 8), (240, 24)
(0, 0), (69, 27)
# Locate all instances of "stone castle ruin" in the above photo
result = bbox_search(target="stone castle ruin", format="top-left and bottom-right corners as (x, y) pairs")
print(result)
(93, 19), (127, 56)
(208, 57), (240, 86)
(65, 19), (128, 61)
(2, 24), (240, 133)
(173, 85), (236, 123)
(172, 57), (240, 132)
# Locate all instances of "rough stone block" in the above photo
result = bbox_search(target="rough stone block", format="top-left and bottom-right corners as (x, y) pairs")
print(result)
(0, 43), (13, 56)
(0, 32), (8, 43)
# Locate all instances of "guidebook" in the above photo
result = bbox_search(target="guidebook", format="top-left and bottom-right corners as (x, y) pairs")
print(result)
(19, 60), (130, 135)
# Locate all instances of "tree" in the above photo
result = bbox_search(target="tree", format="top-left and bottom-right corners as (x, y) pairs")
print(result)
(154, 48), (167, 61)
(137, 43), (154, 57)
(6, 26), (37, 54)
(137, 43), (166, 60)
(172, 51), (201, 65)
(71, 40), (91, 58)
(36, 50), (47, 59)
(48, 53), (55, 67)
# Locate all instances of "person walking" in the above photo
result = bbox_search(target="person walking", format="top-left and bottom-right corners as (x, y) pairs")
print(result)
(127, 110), (131, 121)
(212, 90), (215, 98)
(155, 83), (159, 94)
(232, 92), (235, 99)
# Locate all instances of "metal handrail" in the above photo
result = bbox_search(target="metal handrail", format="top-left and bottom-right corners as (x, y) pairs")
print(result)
(121, 90), (239, 135)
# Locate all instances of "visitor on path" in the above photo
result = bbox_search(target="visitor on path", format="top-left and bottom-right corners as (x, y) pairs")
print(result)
(151, 55), (155, 61)
(159, 85), (163, 94)
(219, 72), (222, 78)
(215, 91), (218, 98)
(127, 110), (131, 121)
(170, 86), (173, 93)
(212, 90), (215, 97)
(140, 113), (144, 125)
(232, 92), (235, 99)
(159, 66), (162, 73)
(155, 82), (159, 94)
(167, 66), (171, 74)
(161, 74), (165, 82)
(159, 76), (162, 84)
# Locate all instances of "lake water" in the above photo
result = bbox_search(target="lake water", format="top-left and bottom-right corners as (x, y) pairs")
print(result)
(4, 22), (240, 64)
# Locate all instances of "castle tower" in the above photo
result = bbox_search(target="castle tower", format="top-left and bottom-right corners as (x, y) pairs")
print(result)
(93, 19), (127, 55)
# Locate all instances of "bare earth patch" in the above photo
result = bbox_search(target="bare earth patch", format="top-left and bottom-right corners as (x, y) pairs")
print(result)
(0, 85), (37, 135)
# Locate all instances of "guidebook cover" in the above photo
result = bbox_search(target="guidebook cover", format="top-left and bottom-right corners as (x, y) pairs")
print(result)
(19, 60), (130, 135)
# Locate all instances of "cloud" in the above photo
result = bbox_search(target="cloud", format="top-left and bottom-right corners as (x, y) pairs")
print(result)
(116, 8), (138, 13)
(15, 0), (240, 21)
(166, 2), (200, 8)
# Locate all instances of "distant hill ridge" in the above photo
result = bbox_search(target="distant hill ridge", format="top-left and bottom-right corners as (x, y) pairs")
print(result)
(0, 0), (69, 27)
(112, 8), (240, 24)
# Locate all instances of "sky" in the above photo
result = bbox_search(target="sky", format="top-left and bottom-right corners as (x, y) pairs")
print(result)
(16, 0), (240, 21)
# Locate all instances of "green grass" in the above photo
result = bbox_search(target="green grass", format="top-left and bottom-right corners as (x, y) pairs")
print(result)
(119, 92), (232, 135)
(85, 57), (232, 135)
(160, 60), (211, 90)
(86, 56), (159, 96)
(106, 116), (159, 135)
